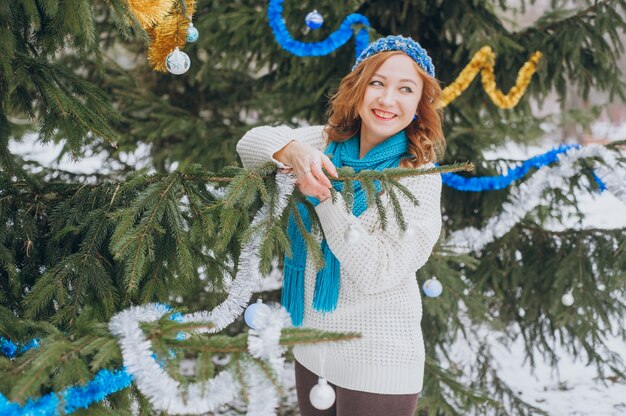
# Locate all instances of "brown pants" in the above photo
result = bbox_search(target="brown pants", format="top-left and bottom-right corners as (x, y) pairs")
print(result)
(295, 360), (419, 416)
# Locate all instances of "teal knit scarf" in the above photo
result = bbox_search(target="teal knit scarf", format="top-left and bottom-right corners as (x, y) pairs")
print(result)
(282, 129), (410, 326)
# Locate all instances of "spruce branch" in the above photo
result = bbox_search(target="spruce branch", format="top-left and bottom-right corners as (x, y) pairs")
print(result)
(516, 0), (616, 38)
(382, 181), (408, 231)
(1, 161), (473, 198)
(162, 328), (361, 354)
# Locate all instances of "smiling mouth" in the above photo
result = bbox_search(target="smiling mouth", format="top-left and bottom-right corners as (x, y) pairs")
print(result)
(372, 109), (397, 120)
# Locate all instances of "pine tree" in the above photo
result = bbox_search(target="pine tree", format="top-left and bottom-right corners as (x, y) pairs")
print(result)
(1, 0), (625, 415)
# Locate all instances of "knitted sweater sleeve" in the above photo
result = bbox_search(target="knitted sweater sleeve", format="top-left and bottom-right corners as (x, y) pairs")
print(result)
(235, 125), (326, 169)
(314, 167), (442, 295)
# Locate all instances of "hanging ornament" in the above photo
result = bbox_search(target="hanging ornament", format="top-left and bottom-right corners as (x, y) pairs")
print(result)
(400, 226), (416, 241)
(244, 299), (270, 329)
(305, 10), (324, 30)
(309, 377), (335, 410)
(144, 0), (198, 72)
(344, 224), (361, 244)
(186, 21), (199, 43)
(561, 292), (574, 307)
(165, 47), (191, 75)
(423, 277), (443, 298)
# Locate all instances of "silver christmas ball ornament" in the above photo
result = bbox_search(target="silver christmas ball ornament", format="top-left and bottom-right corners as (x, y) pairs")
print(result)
(309, 378), (335, 410)
(165, 47), (191, 75)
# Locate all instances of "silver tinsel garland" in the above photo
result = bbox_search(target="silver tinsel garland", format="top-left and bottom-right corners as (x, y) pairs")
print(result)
(444, 145), (625, 254)
(109, 302), (291, 415)
(109, 303), (238, 414)
(183, 172), (295, 332)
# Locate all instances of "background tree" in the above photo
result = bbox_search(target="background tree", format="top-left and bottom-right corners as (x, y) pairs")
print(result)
(1, 0), (625, 414)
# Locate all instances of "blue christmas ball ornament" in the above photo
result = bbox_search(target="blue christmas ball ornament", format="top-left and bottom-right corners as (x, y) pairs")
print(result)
(186, 23), (199, 43)
(305, 10), (324, 30)
(423, 277), (443, 298)
(244, 299), (270, 329)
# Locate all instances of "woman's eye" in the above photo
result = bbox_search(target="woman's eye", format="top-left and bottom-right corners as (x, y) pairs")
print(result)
(370, 80), (383, 86)
(401, 86), (413, 93)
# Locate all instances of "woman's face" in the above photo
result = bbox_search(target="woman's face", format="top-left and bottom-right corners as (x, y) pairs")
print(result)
(357, 54), (424, 148)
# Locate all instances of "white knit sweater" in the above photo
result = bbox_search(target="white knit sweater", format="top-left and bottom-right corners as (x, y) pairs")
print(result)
(236, 125), (442, 395)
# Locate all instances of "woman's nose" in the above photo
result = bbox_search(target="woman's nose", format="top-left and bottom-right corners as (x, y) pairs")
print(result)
(377, 89), (396, 106)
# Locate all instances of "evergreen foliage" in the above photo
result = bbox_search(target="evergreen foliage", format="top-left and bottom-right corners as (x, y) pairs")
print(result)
(1, 0), (625, 414)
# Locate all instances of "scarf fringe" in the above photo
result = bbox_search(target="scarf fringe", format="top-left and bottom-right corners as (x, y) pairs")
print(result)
(281, 260), (305, 326)
(312, 241), (340, 313)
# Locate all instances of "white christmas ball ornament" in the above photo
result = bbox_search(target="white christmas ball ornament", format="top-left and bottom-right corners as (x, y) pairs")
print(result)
(423, 277), (443, 298)
(309, 378), (335, 410)
(561, 292), (574, 307)
(244, 299), (270, 329)
(344, 224), (361, 244)
(165, 47), (191, 75)
(186, 23), (199, 43)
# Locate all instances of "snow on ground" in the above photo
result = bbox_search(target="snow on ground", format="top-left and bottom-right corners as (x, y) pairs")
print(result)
(443, 315), (626, 415)
(490, 331), (626, 415)
(8, 121), (626, 415)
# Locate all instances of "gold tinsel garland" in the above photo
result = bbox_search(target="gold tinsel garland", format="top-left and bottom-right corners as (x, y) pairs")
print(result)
(440, 46), (543, 109)
(126, 0), (196, 72)
(127, 0), (176, 29)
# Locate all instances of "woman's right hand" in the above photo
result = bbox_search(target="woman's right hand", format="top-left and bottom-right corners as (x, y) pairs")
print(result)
(274, 141), (338, 201)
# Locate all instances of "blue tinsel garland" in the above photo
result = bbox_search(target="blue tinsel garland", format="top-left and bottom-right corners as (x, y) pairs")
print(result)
(0, 307), (183, 415)
(0, 369), (132, 416)
(439, 143), (605, 192)
(268, 0), (371, 59)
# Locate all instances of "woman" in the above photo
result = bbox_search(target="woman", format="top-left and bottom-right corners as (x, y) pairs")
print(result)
(236, 35), (445, 416)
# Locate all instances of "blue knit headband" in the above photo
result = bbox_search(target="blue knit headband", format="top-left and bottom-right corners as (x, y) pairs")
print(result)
(352, 35), (435, 78)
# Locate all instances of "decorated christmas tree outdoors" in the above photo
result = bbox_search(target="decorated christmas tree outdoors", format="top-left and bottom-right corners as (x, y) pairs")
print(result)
(1, 0), (625, 414)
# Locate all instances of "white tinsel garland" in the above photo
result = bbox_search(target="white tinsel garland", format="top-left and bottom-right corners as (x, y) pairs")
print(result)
(183, 172), (295, 333)
(248, 304), (291, 375)
(443, 145), (625, 254)
(594, 159), (626, 205)
(109, 304), (238, 414)
(109, 302), (292, 415)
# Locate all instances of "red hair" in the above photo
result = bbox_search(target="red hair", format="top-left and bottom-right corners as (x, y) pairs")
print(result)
(324, 51), (446, 167)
